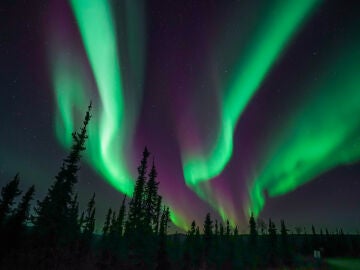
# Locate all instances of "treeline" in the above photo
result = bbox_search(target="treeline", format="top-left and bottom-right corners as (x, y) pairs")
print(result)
(0, 104), (359, 269)
(0, 104), (170, 269)
(176, 213), (360, 269)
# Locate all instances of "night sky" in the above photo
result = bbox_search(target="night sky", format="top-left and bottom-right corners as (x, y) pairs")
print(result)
(1, 0), (360, 233)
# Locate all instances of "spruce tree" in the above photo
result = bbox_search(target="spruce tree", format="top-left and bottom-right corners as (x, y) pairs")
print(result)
(160, 207), (170, 234)
(109, 211), (117, 236)
(0, 174), (22, 226)
(268, 219), (276, 236)
(247, 213), (258, 267)
(268, 218), (277, 265)
(189, 220), (196, 237)
(8, 185), (35, 228)
(156, 207), (170, 270)
(184, 220), (197, 268)
(268, 219), (277, 242)
(186, 220), (197, 247)
(154, 195), (162, 234)
(6, 186), (35, 236)
(196, 225), (201, 238)
(203, 213), (213, 260)
(195, 225), (201, 267)
(203, 213), (213, 238)
(114, 195), (126, 237)
(68, 193), (80, 241)
(125, 147), (150, 234)
(82, 193), (96, 242)
(280, 220), (288, 242)
(226, 220), (231, 238)
(5, 185), (35, 248)
(124, 147), (151, 267)
(32, 103), (91, 246)
(144, 160), (159, 233)
(280, 219), (291, 264)
(249, 212), (257, 247)
(214, 220), (219, 236)
(219, 222), (224, 238)
(156, 207), (171, 270)
(258, 218), (267, 235)
(102, 208), (112, 237)
(233, 225), (239, 237)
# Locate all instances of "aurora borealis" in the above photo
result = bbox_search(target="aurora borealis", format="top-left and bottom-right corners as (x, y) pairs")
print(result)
(182, 0), (321, 187)
(248, 41), (360, 216)
(50, 0), (146, 196)
(2, 0), (360, 232)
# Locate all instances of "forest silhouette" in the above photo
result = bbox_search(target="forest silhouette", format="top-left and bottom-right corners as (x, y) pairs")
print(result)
(0, 104), (359, 270)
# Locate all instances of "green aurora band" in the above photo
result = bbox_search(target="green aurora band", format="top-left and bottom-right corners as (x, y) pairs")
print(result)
(51, 1), (191, 229)
(248, 42), (360, 216)
(70, 0), (132, 193)
(53, 0), (135, 195)
(183, 0), (322, 187)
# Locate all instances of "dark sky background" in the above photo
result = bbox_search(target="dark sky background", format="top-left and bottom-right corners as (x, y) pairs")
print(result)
(1, 0), (360, 233)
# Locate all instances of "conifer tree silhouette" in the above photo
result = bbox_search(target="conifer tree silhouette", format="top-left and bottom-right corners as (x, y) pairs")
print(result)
(280, 220), (288, 245)
(204, 213), (213, 239)
(203, 213), (213, 262)
(0, 174), (22, 227)
(233, 225), (239, 236)
(219, 222), (224, 238)
(144, 159), (159, 233)
(184, 220), (197, 267)
(226, 219), (231, 238)
(102, 208), (112, 237)
(114, 195), (126, 237)
(109, 211), (117, 236)
(194, 224), (202, 267)
(268, 219), (277, 240)
(32, 103), (91, 246)
(82, 193), (96, 243)
(249, 212), (257, 247)
(124, 147), (160, 268)
(280, 219), (291, 265)
(156, 207), (170, 270)
(258, 218), (267, 235)
(125, 147), (149, 235)
(8, 185), (35, 229)
(268, 218), (277, 265)
(68, 193), (80, 242)
(4, 185), (34, 250)
(154, 195), (162, 234)
(214, 219), (219, 236)
(189, 220), (196, 237)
